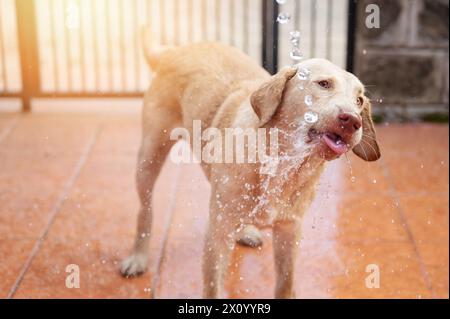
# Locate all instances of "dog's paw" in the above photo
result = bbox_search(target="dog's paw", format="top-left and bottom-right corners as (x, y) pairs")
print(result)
(237, 225), (263, 248)
(120, 254), (148, 277)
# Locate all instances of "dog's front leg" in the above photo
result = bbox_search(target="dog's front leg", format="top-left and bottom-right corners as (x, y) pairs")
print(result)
(273, 219), (301, 299)
(202, 201), (236, 299)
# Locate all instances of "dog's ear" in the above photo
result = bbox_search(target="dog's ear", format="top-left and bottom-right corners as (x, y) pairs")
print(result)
(352, 99), (381, 161)
(250, 67), (297, 127)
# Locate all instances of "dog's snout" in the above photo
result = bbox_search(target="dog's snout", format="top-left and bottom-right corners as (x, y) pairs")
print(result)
(338, 113), (362, 133)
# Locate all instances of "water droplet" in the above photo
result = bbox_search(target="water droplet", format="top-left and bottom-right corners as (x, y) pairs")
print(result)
(290, 48), (303, 61)
(304, 95), (313, 107)
(304, 111), (318, 124)
(351, 176), (356, 183)
(362, 49), (367, 55)
(289, 30), (301, 46)
(373, 179), (377, 184)
(276, 13), (291, 24)
(297, 67), (311, 80)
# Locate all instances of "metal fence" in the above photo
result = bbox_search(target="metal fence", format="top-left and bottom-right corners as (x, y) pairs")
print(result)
(0, 0), (355, 111)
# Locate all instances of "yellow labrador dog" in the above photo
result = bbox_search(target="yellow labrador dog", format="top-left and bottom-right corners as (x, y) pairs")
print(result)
(121, 42), (381, 298)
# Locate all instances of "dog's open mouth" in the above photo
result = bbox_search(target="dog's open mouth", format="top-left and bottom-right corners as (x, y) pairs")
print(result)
(322, 132), (348, 155)
(308, 129), (349, 156)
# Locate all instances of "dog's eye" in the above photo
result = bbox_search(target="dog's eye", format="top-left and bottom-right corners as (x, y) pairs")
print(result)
(317, 80), (332, 89)
(357, 97), (364, 107)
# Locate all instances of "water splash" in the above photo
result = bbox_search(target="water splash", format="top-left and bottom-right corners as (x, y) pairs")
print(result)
(277, 13), (291, 24)
(344, 153), (356, 183)
(289, 29), (303, 63)
(304, 111), (319, 124)
(304, 95), (313, 107)
(297, 67), (311, 81)
(289, 30), (301, 46)
(253, 123), (315, 221)
(290, 48), (303, 61)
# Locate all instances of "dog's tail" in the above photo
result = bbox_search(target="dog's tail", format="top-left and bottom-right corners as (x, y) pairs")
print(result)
(141, 27), (174, 70)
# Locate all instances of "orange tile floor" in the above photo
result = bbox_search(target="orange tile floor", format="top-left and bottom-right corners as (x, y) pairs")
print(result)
(0, 112), (448, 299)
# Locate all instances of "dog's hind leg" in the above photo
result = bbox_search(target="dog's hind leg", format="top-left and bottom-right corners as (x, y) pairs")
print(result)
(121, 98), (180, 277)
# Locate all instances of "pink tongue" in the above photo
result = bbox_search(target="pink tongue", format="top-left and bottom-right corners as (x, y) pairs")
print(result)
(323, 134), (348, 155)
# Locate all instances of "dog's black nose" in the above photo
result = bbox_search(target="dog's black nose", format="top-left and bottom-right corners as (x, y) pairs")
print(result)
(338, 113), (362, 133)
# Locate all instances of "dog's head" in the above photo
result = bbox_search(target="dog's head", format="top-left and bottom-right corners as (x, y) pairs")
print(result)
(250, 58), (381, 162)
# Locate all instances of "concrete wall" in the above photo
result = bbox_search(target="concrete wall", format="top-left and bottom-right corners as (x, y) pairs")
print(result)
(354, 0), (449, 121)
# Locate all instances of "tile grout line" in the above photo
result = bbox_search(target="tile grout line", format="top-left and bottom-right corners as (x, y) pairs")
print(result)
(380, 157), (435, 298)
(150, 164), (183, 299)
(0, 115), (21, 145)
(6, 125), (101, 299)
